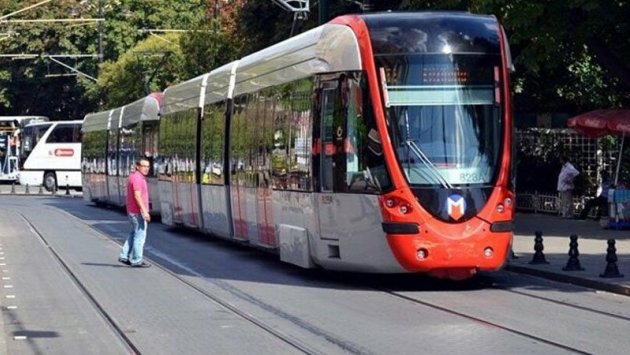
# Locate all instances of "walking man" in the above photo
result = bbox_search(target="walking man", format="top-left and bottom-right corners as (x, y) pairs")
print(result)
(119, 158), (152, 268)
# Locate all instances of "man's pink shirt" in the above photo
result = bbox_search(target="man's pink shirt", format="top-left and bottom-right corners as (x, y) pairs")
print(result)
(126, 170), (149, 214)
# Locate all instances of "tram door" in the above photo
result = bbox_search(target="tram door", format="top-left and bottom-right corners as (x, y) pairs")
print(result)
(316, 76), (348, 244)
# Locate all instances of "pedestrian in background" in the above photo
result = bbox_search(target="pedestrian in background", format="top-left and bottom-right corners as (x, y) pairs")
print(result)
(579, 171), (612, 221)
(557, 156), (580, 218)
(119, 158), (152, 268)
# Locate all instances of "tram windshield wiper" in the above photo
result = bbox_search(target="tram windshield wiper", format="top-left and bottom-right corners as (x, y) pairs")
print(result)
(402, 110), (452, 189)
(405, 139), (452, 189)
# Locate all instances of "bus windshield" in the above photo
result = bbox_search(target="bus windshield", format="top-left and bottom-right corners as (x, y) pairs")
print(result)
(377, 53), (503, 187)
(20, 123), (52, 161)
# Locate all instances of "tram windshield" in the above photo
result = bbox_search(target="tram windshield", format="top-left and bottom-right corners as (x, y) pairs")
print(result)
(377, 53), (503, 188)
(365, 13), (505, 188)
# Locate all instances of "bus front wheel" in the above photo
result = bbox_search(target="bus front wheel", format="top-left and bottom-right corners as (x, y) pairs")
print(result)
(43, 172), (57, 192)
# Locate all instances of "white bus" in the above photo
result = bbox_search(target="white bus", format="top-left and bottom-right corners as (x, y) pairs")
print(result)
(0, 116), (49, 181)
(18, 120), (83, 191)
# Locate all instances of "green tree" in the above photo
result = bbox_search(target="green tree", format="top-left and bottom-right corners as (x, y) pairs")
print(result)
(0, 0), (207, 118)
(178, 19), (243, 79)
(0, 0), (96, 118)
(97, 33), (183, 108)
(235, 0), (402, 53)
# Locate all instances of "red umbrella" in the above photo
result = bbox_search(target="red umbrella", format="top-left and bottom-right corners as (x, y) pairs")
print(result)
(567, 109), (611, 137)
(567, 109), (630, 184)
(567, 109), (630, 136)
(606, 109), (630, 135)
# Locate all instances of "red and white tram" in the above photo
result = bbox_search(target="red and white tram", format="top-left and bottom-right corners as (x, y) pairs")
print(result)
(83, 12), (514, 279)
(155, 12), (515, 279)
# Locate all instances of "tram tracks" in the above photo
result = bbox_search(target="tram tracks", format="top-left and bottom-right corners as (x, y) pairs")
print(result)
(379, 287), (592, 354)
(20, 213), (141, 354)
(147, 262), (366, 355)
(21, 211), (369, 355)
(498, 286), (630, 323)
(371, 271), (630, 355)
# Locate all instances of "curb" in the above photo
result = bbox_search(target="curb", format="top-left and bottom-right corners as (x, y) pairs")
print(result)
(505, 264), (630, 296)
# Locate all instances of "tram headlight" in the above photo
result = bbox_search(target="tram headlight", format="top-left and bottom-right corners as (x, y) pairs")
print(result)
(399, 204), (411, 214)
(496, 204), (504, 213)
(504, 197), (513, 206)
(484, 247), (494, 258)
(417, 248), (429, 260)
(385, 198), (396, 208)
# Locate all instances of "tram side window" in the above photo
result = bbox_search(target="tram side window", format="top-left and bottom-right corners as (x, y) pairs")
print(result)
(157, 110), (197, 182)
(270, 78), (313, 191)
(119, 125), (137, 177)
(81, 131), (95, 173)
(257, 90), (274, 189)
(332, 73), (391, 193)
(171, 110), (197, 183)
(107, 128), (118, 176)
(244, 90), (273, 188)
(271, 90), (289, 190)
(288, 88), (313, 191)
(158, 113), (176, 181)
(201, 102), (225, 185)
(230, 94), (250, 187)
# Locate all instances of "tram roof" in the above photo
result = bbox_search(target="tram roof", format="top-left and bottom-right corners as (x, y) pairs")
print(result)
(203, 61), (237, 105)
(109, 107), (124, 129)
(162, 22), (362, 115)
(82, 110), (112, 132)
(162, 62), (238, 115)
(161, 73), (208, 115)
(233, 23), (361, 96)
(121, 92), (163, 127)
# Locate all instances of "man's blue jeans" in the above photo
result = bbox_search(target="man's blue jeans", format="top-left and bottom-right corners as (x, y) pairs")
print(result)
(120, 214), (147, 265)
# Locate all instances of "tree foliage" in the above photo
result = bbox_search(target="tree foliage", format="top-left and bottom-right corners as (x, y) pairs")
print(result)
(98, 33), (183, 108)
(0, 0), (206, 118)
(1, 0), (628, 119)
(178, 19), (243, 79)
(0, 0), (96, 118)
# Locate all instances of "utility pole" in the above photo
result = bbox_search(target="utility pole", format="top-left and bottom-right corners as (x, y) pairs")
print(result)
(98, 0), (104, 65)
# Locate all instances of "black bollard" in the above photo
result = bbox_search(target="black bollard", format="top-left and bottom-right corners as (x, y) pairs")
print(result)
(38, 184), (43, 194)
(563, 234), (585, 271)
(10, 182), (15, 194)
(600, 239), (624, 278)
(529, 231), (549, 264)
(65, 183), (70, 195)
(24, 184), (29, 194)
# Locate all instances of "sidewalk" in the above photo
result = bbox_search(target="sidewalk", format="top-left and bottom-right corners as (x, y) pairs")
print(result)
(0, 182), (81, 197)
(510, 212), (630, 296)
